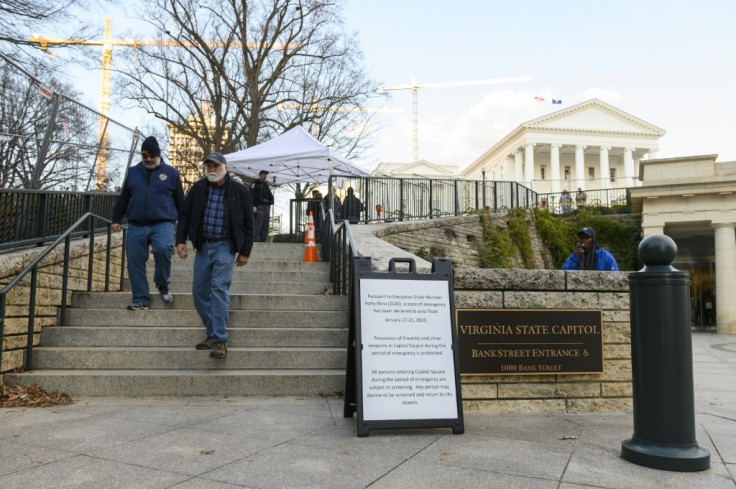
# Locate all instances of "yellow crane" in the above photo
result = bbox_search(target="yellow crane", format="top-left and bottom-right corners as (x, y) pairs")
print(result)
(30, 19), (292, 189)
(378, 74), (532, 161)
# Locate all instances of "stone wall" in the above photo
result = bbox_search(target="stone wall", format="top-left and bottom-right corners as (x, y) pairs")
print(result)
(453, 268), (631, 413)
(0, 234), (125, 373)
(373, 212), (553, 269)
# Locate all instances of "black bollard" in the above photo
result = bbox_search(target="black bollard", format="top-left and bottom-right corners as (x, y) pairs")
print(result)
(621, 234), (710, 471)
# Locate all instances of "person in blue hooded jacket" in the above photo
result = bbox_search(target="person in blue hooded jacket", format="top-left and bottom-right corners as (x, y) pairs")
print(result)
(112, 136), (185, 309)
(562, 227), (619, 271)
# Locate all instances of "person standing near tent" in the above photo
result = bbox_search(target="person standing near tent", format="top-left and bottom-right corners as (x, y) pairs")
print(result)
(342, 187), (363, 224)
(307, 190), (322, 241)
(250, 170), (274, 242)
(175, 153), (254, 359)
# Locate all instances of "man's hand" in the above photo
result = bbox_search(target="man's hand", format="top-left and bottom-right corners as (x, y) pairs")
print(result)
(253, 206), (258, 214)
(236, 254), (249, 267)
(573, 244), (584, 256)
(176, 243), (188, 259)
(111, 223), (121, 233)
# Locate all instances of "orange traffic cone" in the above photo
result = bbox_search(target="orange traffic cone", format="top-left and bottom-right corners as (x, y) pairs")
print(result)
(303, 222), (318, 263)
(304, 211), (315, 243)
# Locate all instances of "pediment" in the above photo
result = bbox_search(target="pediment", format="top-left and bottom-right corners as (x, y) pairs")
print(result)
(373, 159), (458, 177)
(524, 99), (666, 136)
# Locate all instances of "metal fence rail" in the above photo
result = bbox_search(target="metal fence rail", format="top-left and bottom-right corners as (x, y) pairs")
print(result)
(538, 187), (629, 214)
(0, 189), (118, 250)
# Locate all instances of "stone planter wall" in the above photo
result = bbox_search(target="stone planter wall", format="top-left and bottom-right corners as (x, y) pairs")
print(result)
(454, 268), (631, 413)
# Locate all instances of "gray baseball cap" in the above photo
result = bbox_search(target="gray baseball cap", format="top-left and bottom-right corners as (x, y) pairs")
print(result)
(204, 153), (227, 165)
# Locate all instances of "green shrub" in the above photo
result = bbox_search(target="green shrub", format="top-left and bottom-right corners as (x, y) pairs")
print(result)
(507, 208), (535, 269)
(478, 213), (513, 268)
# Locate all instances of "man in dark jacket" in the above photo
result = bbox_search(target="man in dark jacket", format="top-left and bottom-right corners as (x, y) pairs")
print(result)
(250, 169), (274, 242)
(112, 136), (184, 310)
(175, 153), (254, 359)
(342, 186), (363, 224)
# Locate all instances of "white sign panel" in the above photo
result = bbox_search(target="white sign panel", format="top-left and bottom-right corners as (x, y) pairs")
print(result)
(360, 278), (458, 421)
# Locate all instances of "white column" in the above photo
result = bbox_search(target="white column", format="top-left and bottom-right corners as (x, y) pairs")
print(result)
(599, 146), (610, 190)
(623, 147), (635, 187)
(505, 155), (513, 181)
(575, 145), (586, 191)
(524, 144), (535, 188)
(514, 150), (523, 183)
(550, 144), (561, 194)
(634, 156), (641, 185)
(714, 223), (736, 335)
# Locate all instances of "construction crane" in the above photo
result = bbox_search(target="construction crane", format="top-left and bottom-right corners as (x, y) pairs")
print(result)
(378, 74), (532, 161)
(30, 19), (293, 189)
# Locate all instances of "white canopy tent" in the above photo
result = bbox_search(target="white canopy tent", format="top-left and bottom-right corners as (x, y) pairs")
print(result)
(224, 126), (369, 185)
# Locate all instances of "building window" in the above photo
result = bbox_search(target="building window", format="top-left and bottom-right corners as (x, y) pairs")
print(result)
(540, 166), (546, 180)
(610, 168), (616, 182)
(564, 166), (571, 180)
(588, 167), (595, 181)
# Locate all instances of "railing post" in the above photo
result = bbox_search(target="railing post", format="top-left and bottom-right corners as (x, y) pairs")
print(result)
(0, 294), (5, 373)
(119, 227), (127, 291)
(104, 224), (112, 291)
(35, 192), (48, 245)
(493, 181), (498, 210)
(87, 215), (95, 292)
(429, 181), (434, 218)
(399, 179), (404, 221)
(454, 180), (459, 216)
(25, 267), (38, 371)
(60, 235), (71, 326)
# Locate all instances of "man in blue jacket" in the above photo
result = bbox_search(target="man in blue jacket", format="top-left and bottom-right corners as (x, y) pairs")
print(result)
(112, 136), (185, 310)
(562, 227), (619, 271)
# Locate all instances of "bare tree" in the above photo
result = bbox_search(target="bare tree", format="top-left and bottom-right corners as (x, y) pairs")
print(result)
(115, 0), (378, 171)
(0, 57), (97, 189)
(1, 0), (93, 55)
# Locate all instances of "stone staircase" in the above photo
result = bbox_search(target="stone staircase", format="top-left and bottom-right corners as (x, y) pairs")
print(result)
(5, 243), (348, 396)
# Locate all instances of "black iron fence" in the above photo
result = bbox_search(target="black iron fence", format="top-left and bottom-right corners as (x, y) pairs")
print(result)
(327, 175), (538, 223)
(0, 189), (118, 251)
(538, 187), (629, 214)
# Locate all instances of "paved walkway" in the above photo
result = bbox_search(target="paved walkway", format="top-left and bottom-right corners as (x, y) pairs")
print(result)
(0, 332), (734, 489)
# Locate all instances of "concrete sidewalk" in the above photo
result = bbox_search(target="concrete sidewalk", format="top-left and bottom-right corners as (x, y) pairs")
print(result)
(0, 332), (734, 489)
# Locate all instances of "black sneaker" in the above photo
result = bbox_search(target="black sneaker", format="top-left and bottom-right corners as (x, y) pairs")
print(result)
(196, 336), (213, 350)
(127, 301), (149, 311)
(160, 288), (174, 304)
(210, 342), (227, 359)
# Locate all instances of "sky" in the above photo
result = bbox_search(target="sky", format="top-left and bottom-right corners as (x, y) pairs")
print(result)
(49, 0), (736, 173)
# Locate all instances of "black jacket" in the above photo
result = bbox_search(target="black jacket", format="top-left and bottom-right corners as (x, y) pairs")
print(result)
(176, 175), (254, 257)
(112, 160), (184, 225)
(250, 179), (274, 206)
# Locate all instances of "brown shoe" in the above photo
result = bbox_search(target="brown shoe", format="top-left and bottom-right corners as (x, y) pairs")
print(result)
(196, 336), (213, 350)
(210, 342), (227, 359)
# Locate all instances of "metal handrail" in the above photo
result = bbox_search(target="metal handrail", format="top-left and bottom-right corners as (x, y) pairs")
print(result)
(0, 212), (125, 373)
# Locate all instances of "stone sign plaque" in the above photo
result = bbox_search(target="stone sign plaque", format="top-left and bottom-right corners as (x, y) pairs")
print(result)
(455, 309), (603, 375)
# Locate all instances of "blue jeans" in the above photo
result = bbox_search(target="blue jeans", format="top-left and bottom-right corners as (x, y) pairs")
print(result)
(193, 241), (235, 343)
(126, 222), (174, 306)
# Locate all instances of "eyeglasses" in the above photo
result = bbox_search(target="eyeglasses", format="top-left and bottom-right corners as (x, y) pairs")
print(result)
(142, 154), (158, 160)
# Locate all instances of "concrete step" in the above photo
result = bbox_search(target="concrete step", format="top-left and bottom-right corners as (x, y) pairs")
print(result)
(63, 309), (348, 328)
(157, 261), (330, 272)
(71, 292), (346, 311)
(4, 370), (345, 396)
(134, 269), (332, 283)
(161, 282), (334, 295)
(41, 326), (347, 347)
(31, 346), (346, 370)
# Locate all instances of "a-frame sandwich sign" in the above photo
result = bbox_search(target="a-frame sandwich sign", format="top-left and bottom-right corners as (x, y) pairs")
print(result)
(344, 257), (464, 437)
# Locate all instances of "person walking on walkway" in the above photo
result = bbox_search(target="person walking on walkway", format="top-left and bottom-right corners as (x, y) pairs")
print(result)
(250, 170), (274, 242)
(112, 136), (184, 310)
(175, 153), (254, 359)
(562, 227), (618, 271)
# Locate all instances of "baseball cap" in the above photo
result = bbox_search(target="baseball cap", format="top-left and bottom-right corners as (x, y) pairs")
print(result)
(204, 153), (227, 165)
